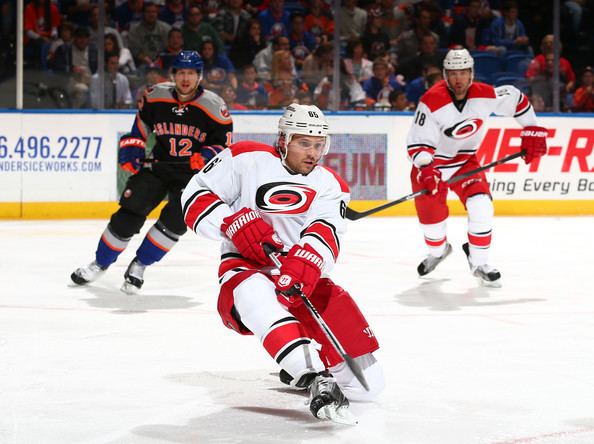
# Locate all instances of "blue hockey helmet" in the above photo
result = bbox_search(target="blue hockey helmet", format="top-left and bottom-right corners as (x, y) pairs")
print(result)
(171, 50), (204, 75)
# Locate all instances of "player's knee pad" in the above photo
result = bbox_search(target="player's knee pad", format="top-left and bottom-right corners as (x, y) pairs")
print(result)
(109, 208), (146, 239)
(135, 220), (181, 266)
(330, 353), (385, 402)
(289, 279), (379, 367)
(466, 193), (494, 228)
(157, 208), (187, 236)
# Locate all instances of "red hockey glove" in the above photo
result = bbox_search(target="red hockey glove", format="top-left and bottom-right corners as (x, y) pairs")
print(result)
(221, 207), (284, 265)
(417, 164), (446, 195)
(520, 126), (548, 164)
(275, 244), (323, 307)
(118, 134), (146, 173)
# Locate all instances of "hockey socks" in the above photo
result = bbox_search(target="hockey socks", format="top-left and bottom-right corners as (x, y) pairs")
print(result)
(95, 224), (130, 268)
(135, 221), (180, 266)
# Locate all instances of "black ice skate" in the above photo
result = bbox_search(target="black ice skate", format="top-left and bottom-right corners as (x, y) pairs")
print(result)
(308, 371), (355, 424)
(278, 369), (315, 390)
(71, 261), (107, 285)
(417, 242), (452, 276)
(462, 243), (502, 287)
(121, 258), (146, 294)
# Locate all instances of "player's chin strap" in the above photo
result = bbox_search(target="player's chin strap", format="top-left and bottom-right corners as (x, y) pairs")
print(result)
(263, 243), (370, 392)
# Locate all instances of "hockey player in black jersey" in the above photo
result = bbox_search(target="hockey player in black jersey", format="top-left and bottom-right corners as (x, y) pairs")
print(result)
(71, 50), (233, 293)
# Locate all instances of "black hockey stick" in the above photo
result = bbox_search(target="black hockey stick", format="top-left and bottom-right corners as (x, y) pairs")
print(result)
(263, 244), (370, 391)
(345, 149), (527, 221)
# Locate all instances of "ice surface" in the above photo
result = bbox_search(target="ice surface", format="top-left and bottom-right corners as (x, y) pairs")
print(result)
(1, 217), (594, 444)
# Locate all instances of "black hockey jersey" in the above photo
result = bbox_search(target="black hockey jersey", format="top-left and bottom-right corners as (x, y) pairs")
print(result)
(130, 83), (233, 171)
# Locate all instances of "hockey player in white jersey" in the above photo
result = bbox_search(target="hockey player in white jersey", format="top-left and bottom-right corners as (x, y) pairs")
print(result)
(406, 48), (547, 286)
(181, 104), (384, 422)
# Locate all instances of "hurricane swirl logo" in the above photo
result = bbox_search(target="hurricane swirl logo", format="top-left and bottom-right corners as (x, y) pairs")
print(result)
(444, 118), (483, 139)
(256, 182), (317, 214)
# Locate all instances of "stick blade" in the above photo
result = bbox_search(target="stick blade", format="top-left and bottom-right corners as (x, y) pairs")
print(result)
(344, 354), (370, 391)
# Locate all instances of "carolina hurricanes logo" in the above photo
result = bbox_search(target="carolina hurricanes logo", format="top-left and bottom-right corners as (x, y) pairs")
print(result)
(256, 182), (317, 214)
(444, 118), (483, 139)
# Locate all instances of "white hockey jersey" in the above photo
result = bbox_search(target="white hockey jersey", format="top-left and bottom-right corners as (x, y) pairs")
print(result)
(406, 80), (537, 179)
(181, 141), (350, 277)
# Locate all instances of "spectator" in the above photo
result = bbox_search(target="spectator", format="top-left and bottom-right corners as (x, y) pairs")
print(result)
(50, 26), (98, 108)
(236, 64), (269, 108)
(288, 12), (317, 71)
(572, 66), (594, 112)
(389, 89), (414, 111)
(181, 5), (224, 55)
(159, 0), (186, 28)
(48, 22), (74, 64)
(304, 0), (334, 41)
(135, 64), (166, 104)
(230, 19), (267, 70)
(337, 0), (367, 41)
(526, 35), (576, 92)
(220, 84), (249, 110)
(128, 2), (171, 67)
(258, 0), (290, 41)
(24, 0), (61, 67)
(405, 63), (442, 105)
(154, 28), (184, 70)
(313, 59), (366, 110)
(218, 0), (252, 46)
(295, 89), (313, 105)
(449, 0), (492, 51)
(104, 33), (136, 76)
(253, 34), (296, 81)
(361, 7), (390, 61)
(88, 5), (124, 50)
(343, 38), (373, 84)
(200, 39), (238, 92)
(527, 52), (576, 110)
(378, 0), (406, 46)
(362, 57), (404, 107)
(114, 0), (144, 35)
(267, 70), (302, 108)
(301, 41), (333, 91)
(90, 53), (133, 109)
(396, 5), (440, 64)
(488, 0), (531, 54)
(399, 32), (443, 81)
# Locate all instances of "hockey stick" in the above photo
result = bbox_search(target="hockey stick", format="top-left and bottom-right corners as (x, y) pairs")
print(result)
(345, 149), (527, 221)
(263, 244), (370, 392)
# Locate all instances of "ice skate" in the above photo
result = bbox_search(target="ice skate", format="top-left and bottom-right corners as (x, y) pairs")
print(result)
(308, 371), (356, 425)
(462, 243), (502, 287)
(121, 258), (146, 294)
(417, 242), (452, 276)
(71, 261), (106, 285)
(278, 369), (314, 391)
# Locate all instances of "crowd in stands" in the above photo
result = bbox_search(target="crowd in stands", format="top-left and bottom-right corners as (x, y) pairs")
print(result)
(2, 0), (592, 111)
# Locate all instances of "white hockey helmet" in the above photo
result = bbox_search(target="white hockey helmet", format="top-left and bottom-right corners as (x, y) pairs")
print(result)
(443, 48), (474, 85)
(277, 104), (330, 158)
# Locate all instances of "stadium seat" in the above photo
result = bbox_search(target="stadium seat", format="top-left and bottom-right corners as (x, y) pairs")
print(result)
(505, 54), (531, 75)
(493, 74), (524, 87)
(472, 52), (502, 82)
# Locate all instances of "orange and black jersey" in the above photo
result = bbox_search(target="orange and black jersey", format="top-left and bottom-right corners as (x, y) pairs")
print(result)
(131, 83), (233, 166)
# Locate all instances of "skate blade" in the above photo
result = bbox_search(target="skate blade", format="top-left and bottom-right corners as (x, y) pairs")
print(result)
(120, 282), (140, 295)
(478, 278), (502, 288)
(316, 405), (358, 425)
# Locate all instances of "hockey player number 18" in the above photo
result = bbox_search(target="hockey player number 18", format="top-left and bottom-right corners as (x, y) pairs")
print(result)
(414, 111), (426, 126)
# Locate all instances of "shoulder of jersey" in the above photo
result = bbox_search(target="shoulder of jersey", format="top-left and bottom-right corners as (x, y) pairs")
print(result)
(229, 141), (279, 158)
(420, 80), (451, 112)
(145, 82), (175, 101)
(192, 89), (233, 124)
(318, 165), (350, 194)
(468, 81), (496, 100)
